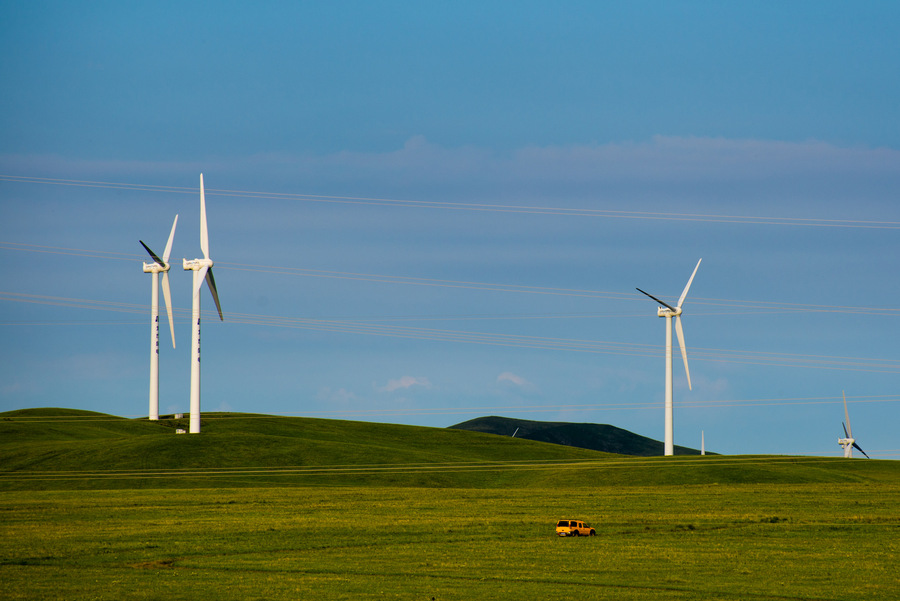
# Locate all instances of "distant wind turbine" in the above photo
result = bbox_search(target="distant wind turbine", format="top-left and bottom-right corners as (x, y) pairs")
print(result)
(838, 391), (869, 458)
(637, 259), (702, 456)
(140, 215), (178, 421)
(183, 174), (223, 434)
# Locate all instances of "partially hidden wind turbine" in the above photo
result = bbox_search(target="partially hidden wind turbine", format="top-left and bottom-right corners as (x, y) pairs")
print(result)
(838, 391), (869, 458)
(183, 174), (223, 434)
(637, 259), (702, 456)
(140, 215), (178, 421)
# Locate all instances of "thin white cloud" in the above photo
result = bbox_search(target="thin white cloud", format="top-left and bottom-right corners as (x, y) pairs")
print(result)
(317, 387), (360, 404)
(497, 372), (534, 390)
(5, 136), (898, 200)
(377, 376), (431, 393)
(274, 135), (900, 182)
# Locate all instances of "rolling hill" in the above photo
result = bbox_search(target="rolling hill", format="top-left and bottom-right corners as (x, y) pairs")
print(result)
(450, 415), (703, 456)
(1, 408), (896, 490)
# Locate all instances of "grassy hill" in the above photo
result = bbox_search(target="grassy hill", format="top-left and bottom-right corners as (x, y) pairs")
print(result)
(1, 408), (897, 490)
(4, 408), (898, 601)
(450, 415), (704, 455)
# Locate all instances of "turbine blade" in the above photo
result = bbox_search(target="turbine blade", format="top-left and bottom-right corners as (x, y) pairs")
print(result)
(162, 214), (178, 263)
(842, 422), (849, 438)
(677, 258), (702, 309)
(160, 271), (176, 349)
(205, 267), (223, 321)
(675, 314), (692, 390)
(636, 288), (676, 312)
(852, 442), (870, 459)
(843, 391), (853, 438)
(199, 174), (210, 260)
(194, 265), (209, 300)
(140, 241), (165, 266)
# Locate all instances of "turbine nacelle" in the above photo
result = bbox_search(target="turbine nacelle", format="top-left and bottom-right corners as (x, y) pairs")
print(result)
(142, 260), (171, 274)
(838, 436), (859, 459)
(656, 306), (682, 318)
(183, 257), (214, 271)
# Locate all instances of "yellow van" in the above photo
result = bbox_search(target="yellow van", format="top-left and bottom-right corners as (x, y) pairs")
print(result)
(556, 519), (596, 537)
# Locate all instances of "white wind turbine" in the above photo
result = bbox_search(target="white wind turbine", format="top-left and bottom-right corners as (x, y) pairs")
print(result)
(637, 259), (702, 456)
(140, 215), (178, 421)
(183, 174), (223, 434)
(838, 391), (869, 458)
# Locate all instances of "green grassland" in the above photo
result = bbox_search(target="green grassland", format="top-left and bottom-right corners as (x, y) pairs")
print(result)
(1, 409), (899, 600)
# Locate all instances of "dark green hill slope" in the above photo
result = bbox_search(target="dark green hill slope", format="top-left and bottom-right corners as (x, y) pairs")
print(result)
(0, 408), (611, 489)
(450, 415), (702, 456)
(1, 408), (896, 490)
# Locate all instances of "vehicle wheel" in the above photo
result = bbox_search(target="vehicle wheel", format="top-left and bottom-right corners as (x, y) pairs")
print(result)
(572, 530), (579, 537)
(589, 530), (596, 536)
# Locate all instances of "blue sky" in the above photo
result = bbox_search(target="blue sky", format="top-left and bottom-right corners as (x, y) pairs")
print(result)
(2, 1), (899, 457)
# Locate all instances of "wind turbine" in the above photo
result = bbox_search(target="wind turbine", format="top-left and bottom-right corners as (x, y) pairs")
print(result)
(636, 259), (702, 456)
(838, 391), (869, 458)
(183, 174), (223, 434)
(140, 215), (178, 421)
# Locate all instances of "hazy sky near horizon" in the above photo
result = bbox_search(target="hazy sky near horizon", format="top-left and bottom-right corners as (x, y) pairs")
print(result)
(2, 1), (899, 457)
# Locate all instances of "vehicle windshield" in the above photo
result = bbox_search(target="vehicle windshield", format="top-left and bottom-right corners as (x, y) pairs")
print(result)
(557, 521), (570, 527)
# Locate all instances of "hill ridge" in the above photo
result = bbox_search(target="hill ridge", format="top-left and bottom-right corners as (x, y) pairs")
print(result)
(2, 408), (896, 490)
(449, 415), (703, 456)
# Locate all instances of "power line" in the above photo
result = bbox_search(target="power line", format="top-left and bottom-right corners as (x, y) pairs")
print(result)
(3, 241), (899, 318)
(0, 241), (142, 262)
(3, 290), (900, 373)
(3, 173), (900, 229)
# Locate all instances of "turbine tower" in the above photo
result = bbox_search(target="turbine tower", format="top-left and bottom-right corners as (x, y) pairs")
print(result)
(838, 391), (869, 458)
(637, 259), (701, 456)
(140, 215), (178, 421)
(183, 174), (223, 434)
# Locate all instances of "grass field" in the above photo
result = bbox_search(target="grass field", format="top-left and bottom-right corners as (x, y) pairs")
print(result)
(2, 485), (898, 600)
(1, 409), (898, 599)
